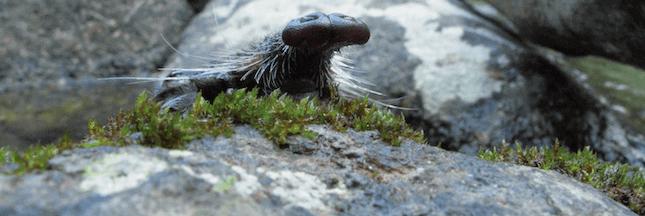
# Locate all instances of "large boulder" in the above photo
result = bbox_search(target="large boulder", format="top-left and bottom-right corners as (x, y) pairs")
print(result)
(0, 0), (194, 150)
(480, 0), (645, 70)
(0, 125), (635, 215)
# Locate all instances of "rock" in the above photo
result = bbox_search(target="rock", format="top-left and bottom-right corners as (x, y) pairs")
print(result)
(352, 0), (645, 166)
(0, 125), (635, 215)
(0, 0), (194, 150)
(479, 0), (645, 71)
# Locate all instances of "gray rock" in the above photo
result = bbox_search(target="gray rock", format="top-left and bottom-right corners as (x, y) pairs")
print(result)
(0, 0), (194, 150)
(331, 0), (645, 166)
(480, 0), (645, 71)
(0, 125), (635, 215)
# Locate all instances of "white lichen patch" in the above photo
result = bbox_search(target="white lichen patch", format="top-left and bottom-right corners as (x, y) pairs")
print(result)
(80, 153), (168, 196)
(178, 164), (220, 185)
(168, 150), (194, 158)
(201, 0), (382, 48)
(228, 166), (349, 211)
(231, 166), (261, 196)
(379, 2), (504, 114)
(264, 170), (347, 211)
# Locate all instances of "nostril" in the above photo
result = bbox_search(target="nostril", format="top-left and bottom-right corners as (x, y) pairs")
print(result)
(298, 13), (324, 23)
(328, 13), (370, 46)
(282, 12), (332, 48)
(329, 13), (352, 21)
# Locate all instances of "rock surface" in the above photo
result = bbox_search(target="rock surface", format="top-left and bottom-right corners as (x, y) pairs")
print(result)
(0, 125), (635, 215)
(0, 0), (194, 150)
(480, 0), (645, 70)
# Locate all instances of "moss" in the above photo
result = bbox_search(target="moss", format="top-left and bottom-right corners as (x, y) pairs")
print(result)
(83, 87), (423, 149)
(212, 175), (237, 192)
(0, 131), (76, 175)
(1, 87), (424, 175)
(564, 56), (645, 134)
(479, 140), (645, 215)
(0, 96), (94, 125)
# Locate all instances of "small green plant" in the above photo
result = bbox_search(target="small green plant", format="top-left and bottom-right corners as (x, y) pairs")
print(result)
(0, 147), (9, 163)
(328, 88), (425, 146)
(87, 91), (198, 149)
(87, 87), (424, 147)
(1, 87), (424, 175)
(478, 140), (645, 214)
(0, 131), (76, 175)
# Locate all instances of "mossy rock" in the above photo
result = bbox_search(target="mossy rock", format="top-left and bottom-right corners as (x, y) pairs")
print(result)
(1, 87), (424, 175)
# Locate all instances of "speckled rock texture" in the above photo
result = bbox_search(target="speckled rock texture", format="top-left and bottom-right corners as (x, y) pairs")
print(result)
(481, 0), (645, 70)
(0, 0), (194, 150)
(0, 125), (635, 215)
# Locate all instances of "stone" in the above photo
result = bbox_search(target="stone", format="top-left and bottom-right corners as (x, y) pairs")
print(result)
(480, 0), (645, 70)
(0, 125), (635, 215)
(0, 0), (194, 150)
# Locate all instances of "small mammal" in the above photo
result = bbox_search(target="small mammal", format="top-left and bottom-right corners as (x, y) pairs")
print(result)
(153, 12), (375, 112)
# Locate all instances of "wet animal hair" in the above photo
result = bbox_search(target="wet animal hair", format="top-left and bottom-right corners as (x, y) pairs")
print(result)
(108, 12), (387, 113)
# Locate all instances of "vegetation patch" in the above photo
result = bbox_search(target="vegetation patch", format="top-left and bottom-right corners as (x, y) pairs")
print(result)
(0, 130), (75, 176)
(479, 140), (645, 214)
(1, 87), (424, 175)
(565, 56), (645, 134)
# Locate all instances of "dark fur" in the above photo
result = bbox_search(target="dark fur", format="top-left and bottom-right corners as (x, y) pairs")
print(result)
(154, 12), (375, 112)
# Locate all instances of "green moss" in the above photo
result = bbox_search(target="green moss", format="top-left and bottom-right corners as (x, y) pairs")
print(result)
(0, 131), (76, 175)
(466, 0), (488, 4)
(87, 91), (188, 149)
(1, 87), (424, 175)
(479, 140), (645, 214)
(564, 56), (645, 134)
(0, 96), (95, 125)
(84, 87), (423, 149)
(212, 175), (237, 192)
